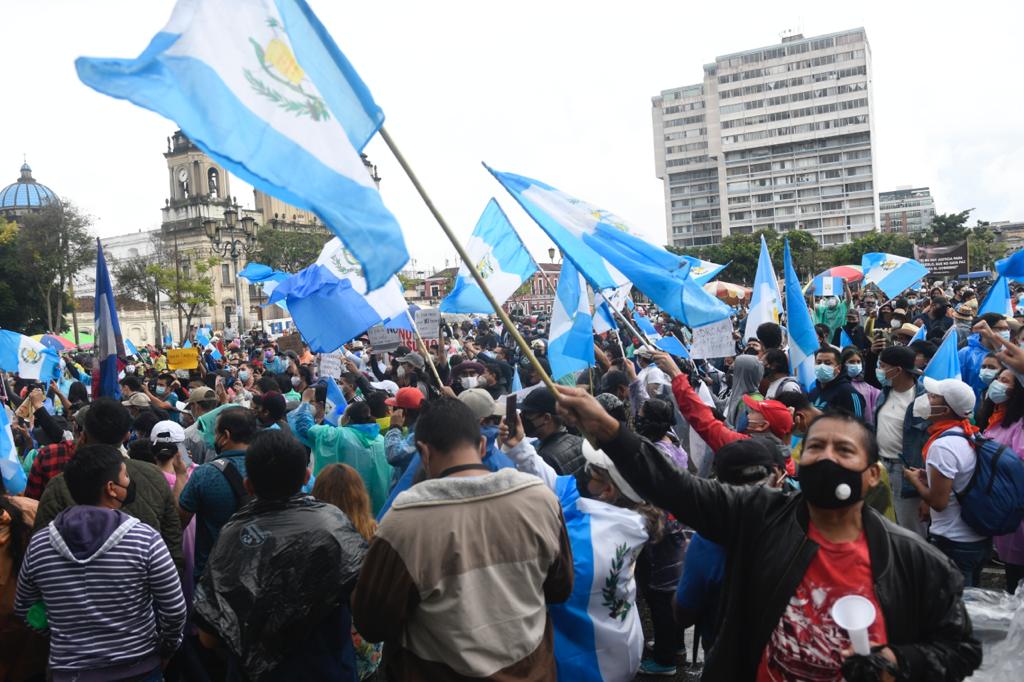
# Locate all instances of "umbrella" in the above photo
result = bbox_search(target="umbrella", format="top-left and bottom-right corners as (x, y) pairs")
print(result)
(31, 334), (75, 351)
(813, 265), (863, 283)
(703, 281), (751, 306)
(60, 331), (94, 347)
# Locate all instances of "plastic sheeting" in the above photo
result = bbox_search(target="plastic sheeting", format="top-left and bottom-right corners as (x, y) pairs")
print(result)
(964, 584), (1024, 680)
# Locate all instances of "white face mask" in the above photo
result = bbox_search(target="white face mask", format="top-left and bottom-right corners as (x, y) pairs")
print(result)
(460, 375), (479, 390)
(912, 395), (941, 420)
(290, 376), (301, 387)
(890, 319), (901, 329)
(396, 366), (406, 379)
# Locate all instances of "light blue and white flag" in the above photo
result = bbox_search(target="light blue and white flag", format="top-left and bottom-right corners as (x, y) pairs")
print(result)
(0, 330), (59, 382)
(441, 199), (538, 313)
(94, 240), (125, 400)
(744, 235), (782, 342)
(839, 328), (854, 349)
(548, 260), (594, 380)
(124, 338), (140, 357)
(997, 249), (1024, 281)
(924, 329), (961, 382)
(783, 239), (818, 392)
(861, 253), (929, 300)
(76, 0), (408, 290)
(239, 262), (290, 311)
(978, 275), (1013, 318)
(163, 329), (173, 347)
(487, 166), (731, 328)
(510, 366), (523, 393)
(323, 376), (348, 426)
(910, 324), (927, 344)
(196, 328), (222, 361)
(592, 292), (618, 335)
(316, 238), (409, 323)
(813, 275), (844, 297)
(631, 308), (689, 358)
(680, 256), (729, 285)
(0, 405), (25, 495)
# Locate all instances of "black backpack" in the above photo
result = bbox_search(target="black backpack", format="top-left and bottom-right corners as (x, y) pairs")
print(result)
(210, 458), (251, 508)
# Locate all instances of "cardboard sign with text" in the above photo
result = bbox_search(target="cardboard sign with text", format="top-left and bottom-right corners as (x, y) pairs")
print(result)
(167, 347), (200, 370)
(415, 308), (441, 340)
(276, 332), (304, 355)
(367, 325), (402, 353)
(318, 352), (345, 379)
(689, 318), (736, 360)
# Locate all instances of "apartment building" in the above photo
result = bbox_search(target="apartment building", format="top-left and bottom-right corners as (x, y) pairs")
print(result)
(879, 187), (936, 233)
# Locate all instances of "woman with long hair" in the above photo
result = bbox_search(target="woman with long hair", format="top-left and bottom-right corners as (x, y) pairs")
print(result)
(979, 368), (1024, 592)
(312, 464), (381, 680)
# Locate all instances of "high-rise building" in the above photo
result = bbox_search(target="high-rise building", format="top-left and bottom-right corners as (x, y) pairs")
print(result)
(652, 28), (876, 248)
(878, 187), (936, 233)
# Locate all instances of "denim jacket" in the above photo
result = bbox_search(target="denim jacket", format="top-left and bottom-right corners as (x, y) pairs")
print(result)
(872, 382), (929, 496)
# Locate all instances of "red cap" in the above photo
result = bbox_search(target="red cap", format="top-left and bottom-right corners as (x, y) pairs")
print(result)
(742, 395), (793, 440)
(385, 386), (425, 409)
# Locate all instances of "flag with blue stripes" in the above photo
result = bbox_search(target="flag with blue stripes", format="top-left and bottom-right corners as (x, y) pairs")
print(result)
(316, 238), (409, 323)
(839, 328), (854, 349)
(0, 406), (25, 495)
(997, 249), (1024, 281)
(76, 0), (408, 290)
(441, 199), (538, 313)
(239, 262), (290, 311)
(978, 275), (1013, 317)
(813, 276), (844, 297)
(548, 260), (594, 380)
(487, 166), (731, 328)
(94, 240), (125, 399)
(631, 308), (689, 358)
(592, 292), (618, 335)
(680, 256), (729, 285)
(196, 328), (222, 361)
(784, 239), (819, 392)
(744, 235), (782, 342)
(910, 324), (927, 344)
(0, 330), (59, 382)
(323, 376), (348, 426)
(861, 253), (928, 299)
(924, 329), (961, 381)
(124, 338), (140, 357)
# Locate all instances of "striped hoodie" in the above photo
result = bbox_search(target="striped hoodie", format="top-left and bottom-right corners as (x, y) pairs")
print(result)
(15, 506), (186, 680)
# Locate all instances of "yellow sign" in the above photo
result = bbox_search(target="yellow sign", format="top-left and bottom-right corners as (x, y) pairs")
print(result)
(167, 348), (200, 370)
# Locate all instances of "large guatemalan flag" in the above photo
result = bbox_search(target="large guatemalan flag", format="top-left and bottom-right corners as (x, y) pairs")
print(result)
(76, 0), (408, 290)
(94, 240), (125, 399)
(0, 331), (59, 382)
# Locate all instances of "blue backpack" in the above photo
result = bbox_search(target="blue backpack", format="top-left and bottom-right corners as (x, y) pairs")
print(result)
(938, 432), (1024, 536)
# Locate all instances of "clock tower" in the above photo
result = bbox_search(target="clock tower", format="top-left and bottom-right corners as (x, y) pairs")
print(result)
(164, 130), (231, 203)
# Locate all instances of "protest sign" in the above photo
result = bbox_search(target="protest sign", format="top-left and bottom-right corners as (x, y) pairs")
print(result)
(690, 318), (736, 359)
(367, 325), (402, 353)
(415, 308), (441, 339)
(167, 347), (199, 370)
(913, 242), (968, 278)
(276, 332), (304, 355)
(318, 351), (344, 379)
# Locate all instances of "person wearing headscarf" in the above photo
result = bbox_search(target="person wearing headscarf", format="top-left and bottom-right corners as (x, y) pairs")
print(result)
(725, 355), (764, 430)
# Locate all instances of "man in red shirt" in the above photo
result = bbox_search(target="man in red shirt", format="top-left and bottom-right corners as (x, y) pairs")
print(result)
(554, 379), (981, 681)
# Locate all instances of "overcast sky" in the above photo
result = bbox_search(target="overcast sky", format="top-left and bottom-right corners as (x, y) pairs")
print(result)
(4, 0), (1023, 272)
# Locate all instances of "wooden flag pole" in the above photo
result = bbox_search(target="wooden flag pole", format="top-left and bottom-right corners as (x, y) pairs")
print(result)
(379, 126), (558, 395)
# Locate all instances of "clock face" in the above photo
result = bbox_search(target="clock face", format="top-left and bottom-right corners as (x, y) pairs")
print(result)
(178, 168), (188, 182)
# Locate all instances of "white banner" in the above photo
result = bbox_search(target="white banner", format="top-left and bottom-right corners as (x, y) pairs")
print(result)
(690, 318), (736, 360)
(415, 308), (441, 339)
(318, 351), (345, 379)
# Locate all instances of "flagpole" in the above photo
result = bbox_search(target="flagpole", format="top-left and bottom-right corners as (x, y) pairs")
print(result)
(610, 306), (656, 351)
(405, 311), (445, 390)
(378, 126), (558, 395)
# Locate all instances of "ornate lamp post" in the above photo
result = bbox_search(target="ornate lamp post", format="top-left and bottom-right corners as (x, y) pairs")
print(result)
(204, 200), (258, 334)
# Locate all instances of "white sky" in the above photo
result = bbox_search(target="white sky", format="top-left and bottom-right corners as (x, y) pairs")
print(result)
(4, 0), (1023, 272)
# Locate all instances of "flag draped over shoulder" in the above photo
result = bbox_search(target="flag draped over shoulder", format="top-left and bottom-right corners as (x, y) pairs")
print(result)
(76, 0), (408, 290)
(784, 239), (819, 392)
(441, 199), (538, 313)
(547, 260), (594, 380)
(94, 240), (125, 399)
(744, 235), (781, 343)
(487, 166), (731, 328)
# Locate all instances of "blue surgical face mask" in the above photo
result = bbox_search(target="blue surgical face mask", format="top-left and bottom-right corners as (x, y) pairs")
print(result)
(979, 368), (999, 385)
(155, 385), (167, 396)
(999, 330), (1012, 342)
(988, 380), (1010, 404)
(814, 364), (836, 383)
(876, 367), (892, 387)
(846, 363), (863, 378)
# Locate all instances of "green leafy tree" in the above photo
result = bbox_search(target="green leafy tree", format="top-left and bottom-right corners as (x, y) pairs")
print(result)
(254, 227), (331, 273)
(15, 201), (96, 331)
(0, 217), (52, 332)
(923, 210), (972, 246)
(111, 245), (164, 343)
(967, 221), (1007, 272)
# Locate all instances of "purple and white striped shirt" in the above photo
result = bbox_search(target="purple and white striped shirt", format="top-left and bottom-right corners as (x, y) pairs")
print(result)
(15, 509), (186, 677)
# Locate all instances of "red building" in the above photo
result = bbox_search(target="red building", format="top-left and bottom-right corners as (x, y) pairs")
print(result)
(505, 263), (561, 316)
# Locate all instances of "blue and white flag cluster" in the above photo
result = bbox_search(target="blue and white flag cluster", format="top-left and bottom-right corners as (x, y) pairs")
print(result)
(441, 199), (538, 314)
(547, 260), (594, 380)
(861, 253), (929, 299)
(631, 307), (689, 358)
(76, 0), (408, 290)
(978, 275), (1013, 318)
(783, 239), (819, 392)
(0, 405), (25, 495)
(744, 235), (782, 342)
(487, 166), (731, 328)
(0, 330), (59, 382)
(94, 240), (125, 399)
(323, 376), (348, 426)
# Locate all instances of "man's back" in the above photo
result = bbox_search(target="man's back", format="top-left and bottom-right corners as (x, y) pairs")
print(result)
(178, 450), (248, 579)
(353, 468), (572, 681)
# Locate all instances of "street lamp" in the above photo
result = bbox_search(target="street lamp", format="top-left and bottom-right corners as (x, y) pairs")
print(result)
(204, 198), (258, 335)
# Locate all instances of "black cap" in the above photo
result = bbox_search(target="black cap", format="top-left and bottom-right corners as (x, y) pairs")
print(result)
(601, 370), (630, 392)
(879, 346), (921, 376)
(520, 387), (557, 416)
(713, 439), (778, 485)
(252, 391), (287, 420)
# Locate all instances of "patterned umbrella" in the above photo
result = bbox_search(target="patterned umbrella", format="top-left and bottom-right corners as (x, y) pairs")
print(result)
(703, 281), (751, 306)
(31, 333), (75, 351)
(814, 265), (863, 283)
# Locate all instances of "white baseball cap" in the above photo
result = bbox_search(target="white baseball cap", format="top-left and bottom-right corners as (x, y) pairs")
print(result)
(922, 377), (976, 418)
(150, 420), (186, 444)
(582, 440), (643, 504)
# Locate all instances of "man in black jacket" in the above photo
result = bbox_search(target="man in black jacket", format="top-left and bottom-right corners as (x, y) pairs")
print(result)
(519, 388), (585, 476)
(810, 346), (867, 418)
(553, 385), (981, 681)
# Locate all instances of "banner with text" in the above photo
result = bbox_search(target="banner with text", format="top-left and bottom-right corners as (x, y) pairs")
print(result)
(690, 318), (736, 360)
(913, 242), (968, 278)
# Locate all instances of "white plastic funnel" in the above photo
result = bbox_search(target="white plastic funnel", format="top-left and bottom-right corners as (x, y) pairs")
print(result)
(831, 595), (876, 655)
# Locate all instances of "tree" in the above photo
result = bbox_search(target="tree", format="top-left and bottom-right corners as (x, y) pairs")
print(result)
(254, 227), (331, 273)
(828, 232), (913, 268)
(15, 201), (95, 331)
(111, 244), (164, 343)
(968, 220), (1007, 272)
(0, 217), (52, 333)
(923, 210), (972, 246)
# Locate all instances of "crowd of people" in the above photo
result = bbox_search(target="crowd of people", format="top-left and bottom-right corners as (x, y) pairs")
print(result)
(2, 276), (1023, 681)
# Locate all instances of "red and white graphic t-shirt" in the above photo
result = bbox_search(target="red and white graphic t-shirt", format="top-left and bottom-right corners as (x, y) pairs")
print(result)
(756, 522), (887, 681)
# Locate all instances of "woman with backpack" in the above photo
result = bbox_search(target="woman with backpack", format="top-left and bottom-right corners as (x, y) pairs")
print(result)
(978, 368), (1024, 592)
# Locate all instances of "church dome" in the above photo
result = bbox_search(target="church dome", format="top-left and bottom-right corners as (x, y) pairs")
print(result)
(0, 162), (59, 212)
